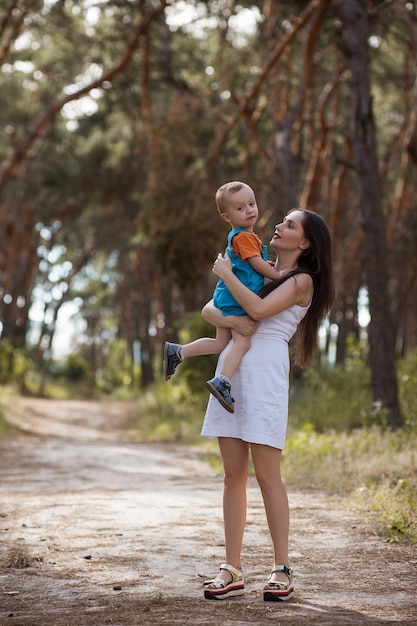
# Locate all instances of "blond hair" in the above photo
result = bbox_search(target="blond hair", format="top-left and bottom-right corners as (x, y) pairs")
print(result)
(215, 181), (252, 215)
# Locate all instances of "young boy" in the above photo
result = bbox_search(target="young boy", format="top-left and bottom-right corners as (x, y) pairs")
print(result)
(163, 181), (280, 413)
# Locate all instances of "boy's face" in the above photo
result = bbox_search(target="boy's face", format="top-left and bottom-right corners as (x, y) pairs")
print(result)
(221, 186), (259, 231)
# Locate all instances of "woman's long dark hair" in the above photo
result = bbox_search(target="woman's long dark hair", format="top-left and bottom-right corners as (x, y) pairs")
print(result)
(258, 209), (335, 367)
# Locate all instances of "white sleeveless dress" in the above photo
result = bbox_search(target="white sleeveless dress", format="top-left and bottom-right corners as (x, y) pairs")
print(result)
(201, 303), (310, 450)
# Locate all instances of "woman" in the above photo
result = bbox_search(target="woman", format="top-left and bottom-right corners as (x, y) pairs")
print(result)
(200, 208), (335, 602)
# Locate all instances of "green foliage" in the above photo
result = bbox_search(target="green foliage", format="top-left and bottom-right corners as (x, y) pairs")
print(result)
(45, 340), (139, 396)
(367, 477), (417, 543)
(132, 379), (207, 443)
(290, 341), (372, 431)
(0, 340), (30, 391)
(55, 354), (91, 382)
(289, 341), (417, 433)
(98, 339), (136, 392)
(0, 389), (17, 435)
(0, 340), (15, 384)
(0, 411), (13, 435)
(398, 347), (417, 429)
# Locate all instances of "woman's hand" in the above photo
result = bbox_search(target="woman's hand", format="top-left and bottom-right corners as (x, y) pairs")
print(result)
(201, 300), (258, 336)
(227, 315), (258, 336)
(212, 251), (233, 279)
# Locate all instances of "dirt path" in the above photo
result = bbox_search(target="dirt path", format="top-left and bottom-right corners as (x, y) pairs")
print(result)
(0, 398), (416, 626)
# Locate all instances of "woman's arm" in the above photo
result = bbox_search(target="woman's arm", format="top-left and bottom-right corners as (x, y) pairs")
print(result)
(212, 253), (312, 320)
(201, 300), (258, 336)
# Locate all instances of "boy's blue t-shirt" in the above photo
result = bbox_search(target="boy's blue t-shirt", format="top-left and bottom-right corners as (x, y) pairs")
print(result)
(213, 227), (268, 316)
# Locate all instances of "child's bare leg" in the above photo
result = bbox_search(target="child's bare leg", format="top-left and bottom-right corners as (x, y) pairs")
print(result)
(219, 330), (251, 380)
(164, 328), (231, 381)
(182, 327), (231, 358)
(206, 330), (251, 412)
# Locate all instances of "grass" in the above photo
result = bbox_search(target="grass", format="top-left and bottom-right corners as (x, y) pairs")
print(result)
(0, 386), (22, 435)
(282, 423), (417, 542)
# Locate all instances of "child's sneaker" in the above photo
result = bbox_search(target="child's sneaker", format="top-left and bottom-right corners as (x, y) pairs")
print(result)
(163, 342), (183, 380)
(206, 376), (235, 413)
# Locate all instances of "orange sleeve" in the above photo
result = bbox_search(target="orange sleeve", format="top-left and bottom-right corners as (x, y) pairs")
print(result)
(231, 231), (262, 261)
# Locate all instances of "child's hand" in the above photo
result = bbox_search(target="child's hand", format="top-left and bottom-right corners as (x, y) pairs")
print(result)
(212, 251), (232, 278)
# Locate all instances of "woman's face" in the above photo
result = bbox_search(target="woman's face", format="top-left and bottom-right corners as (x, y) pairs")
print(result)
(270, 210), (309, 254)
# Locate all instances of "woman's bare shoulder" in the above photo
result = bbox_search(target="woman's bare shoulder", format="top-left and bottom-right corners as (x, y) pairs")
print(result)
(293, 272), (313, 307)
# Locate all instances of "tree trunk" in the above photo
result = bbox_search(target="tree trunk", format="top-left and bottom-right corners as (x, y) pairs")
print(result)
(1, 195), (38, 349)
(334, 0), (403, 428)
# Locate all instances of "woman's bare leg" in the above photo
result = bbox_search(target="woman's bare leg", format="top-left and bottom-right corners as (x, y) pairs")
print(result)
(215, 437), (249, 582)
(251, 444), (290, 584)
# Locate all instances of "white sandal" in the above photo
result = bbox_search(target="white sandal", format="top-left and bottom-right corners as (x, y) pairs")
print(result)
(203, 563), (245, 600)
(263, 564), (294, 602)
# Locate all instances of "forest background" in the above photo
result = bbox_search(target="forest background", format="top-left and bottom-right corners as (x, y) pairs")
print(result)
(0, 0), (416, 542)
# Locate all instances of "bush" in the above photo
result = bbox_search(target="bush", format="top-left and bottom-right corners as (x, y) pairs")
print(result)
(398, 346), (417, 429)
(56, 354), (91, 381)
(290, 341), (417, 433)
(289, 360), (372, 432)
(286, 341), (417, 430)
(132, 378), (207, 443)
(0, 340), (30, 391)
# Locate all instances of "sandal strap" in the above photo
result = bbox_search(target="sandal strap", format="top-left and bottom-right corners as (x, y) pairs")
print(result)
(270, 564), (293, 583)
(219, 563), (242, 582)
(203, 563), (243, 589)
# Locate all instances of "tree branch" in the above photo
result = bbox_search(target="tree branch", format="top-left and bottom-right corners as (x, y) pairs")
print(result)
(0, 0), (36, 66)
(207, 0), (325, 172)
(0, 0), (169, 189)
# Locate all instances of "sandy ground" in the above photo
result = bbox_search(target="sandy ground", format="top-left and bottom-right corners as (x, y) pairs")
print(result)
(0, 397), (416, 626)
